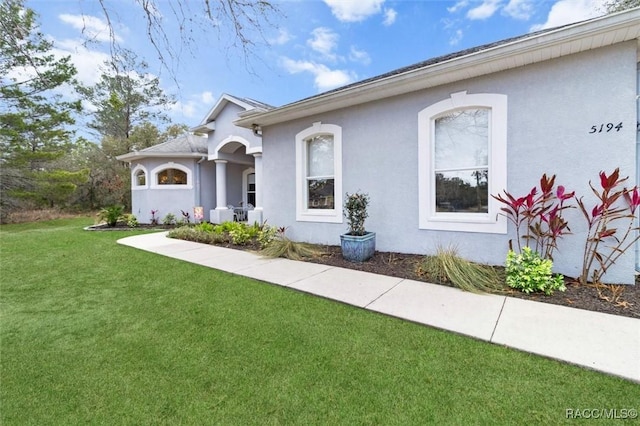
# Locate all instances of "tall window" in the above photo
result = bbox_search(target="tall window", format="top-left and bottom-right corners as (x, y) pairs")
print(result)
(131, 165), (148, 189)
(307, 135), (335, 209)
(418, 91), (507, 233)
(135, 169), (146, 186)
(296, 122), (342, 223)
(434, 109), (489, 214)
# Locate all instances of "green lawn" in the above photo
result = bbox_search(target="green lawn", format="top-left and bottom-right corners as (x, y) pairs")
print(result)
(1, 218), (638, 425)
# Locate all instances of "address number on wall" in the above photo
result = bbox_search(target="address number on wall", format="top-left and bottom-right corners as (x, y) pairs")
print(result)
(588, 122), (623, 134)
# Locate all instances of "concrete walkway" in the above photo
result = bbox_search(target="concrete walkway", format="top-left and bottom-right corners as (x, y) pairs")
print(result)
(117, 232), (640, 383)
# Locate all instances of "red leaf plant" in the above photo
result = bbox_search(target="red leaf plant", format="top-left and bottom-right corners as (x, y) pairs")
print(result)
(492, 174), (575, 260)
(576, 168), (640, 285)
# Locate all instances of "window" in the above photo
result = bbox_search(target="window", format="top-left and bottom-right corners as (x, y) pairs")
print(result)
(131, 165), (148, 190)
(418, 91), (507, 233)
(150, 163), (193, 189)
(296, 122), (342, 223)
(135, 169), (146, 186)
(157, 168), (187, 185)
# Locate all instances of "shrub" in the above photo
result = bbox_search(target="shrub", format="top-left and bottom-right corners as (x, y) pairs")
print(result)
(576, 169), (640, 285)
(344, 192), (370, 236)
(194, 222), (214, 233)
(124, 214), (138, 228)
(162, 213), (176, 226)
(167, 226), (225, 245)
(505, 247), (566, 295)
(416, 246), (505, 294)
(492, 174), (574, 260)
(97, 205), (124, 227)
(150, 209), (159, 225)
(261, 227), (320, 260)
(257, 224), (278, 249)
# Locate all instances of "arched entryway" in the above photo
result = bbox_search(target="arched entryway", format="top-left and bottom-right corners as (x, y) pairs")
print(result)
(209, 136), (263, 224)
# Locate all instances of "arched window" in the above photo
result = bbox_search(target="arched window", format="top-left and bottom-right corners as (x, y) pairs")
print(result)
(150, 163), (193, 189)
(157, 168), (187, 185)
(418, 91), (507, 233)
(131, 165), (148, 189)
(295, 122), (343, 223)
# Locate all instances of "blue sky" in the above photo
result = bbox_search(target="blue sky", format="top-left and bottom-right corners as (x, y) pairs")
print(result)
(29, 0), (612, 132)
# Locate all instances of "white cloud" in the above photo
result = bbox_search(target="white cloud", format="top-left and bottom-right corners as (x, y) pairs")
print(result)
(447, 1), (469, 13)
(383, 8), (397, 26)
(323, 0), (385, 22)
(530, 0), (606, 31)
(51, 38), (110, 86)
(58, 13), (121, 43)
(281, 57), (356, 91)
(307, 27), (340, 61)
(467, 0), (502, 20)
(269, 28), (293, 46)
(449, 29), (464, 45)
(502, 0), (535, 20)
(200, 91), (215, 105)
(349, 46), (371, 65)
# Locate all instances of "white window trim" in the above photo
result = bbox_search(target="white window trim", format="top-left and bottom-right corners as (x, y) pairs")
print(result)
(150, 162), (193, 190)
(418, 91), (507, 234)
(295, 122), (343, 223)
(131, 164), (148, 190)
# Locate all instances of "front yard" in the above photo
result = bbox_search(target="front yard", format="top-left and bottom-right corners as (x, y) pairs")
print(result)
(1, 217), (638, 424)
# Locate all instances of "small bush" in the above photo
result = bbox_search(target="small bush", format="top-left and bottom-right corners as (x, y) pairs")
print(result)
(195, 222), (215, 233)
(124, 214), (138, 228)
(257, 225), (278, 249)
(167, 226), (225, 245)
(97, 205), (124, 227)
(416, 246), (505, 294)
(505, 247), (566, 295)
(162, 213), (176, 226)
(261, 227), (320, 260)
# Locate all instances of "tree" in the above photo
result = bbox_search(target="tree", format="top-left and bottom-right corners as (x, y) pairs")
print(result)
(77, 49), (175, 145)
(0, 0), (84, 220)
(602, 0), (640, 12)
(93, 0), (281, 77)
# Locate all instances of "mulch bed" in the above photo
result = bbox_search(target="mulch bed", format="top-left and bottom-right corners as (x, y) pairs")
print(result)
(296, 246), (640, 320)
(89, 224), (639, 319)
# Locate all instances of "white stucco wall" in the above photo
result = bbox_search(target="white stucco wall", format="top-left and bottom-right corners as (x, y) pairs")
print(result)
(131, 158), (214, 223)
(261, 42), (638, 284)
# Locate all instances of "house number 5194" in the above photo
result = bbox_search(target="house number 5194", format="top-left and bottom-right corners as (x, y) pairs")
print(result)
(589, 122), (623, 133)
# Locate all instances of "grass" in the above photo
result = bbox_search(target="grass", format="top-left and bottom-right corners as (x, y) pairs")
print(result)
(1, 217), (639, 424)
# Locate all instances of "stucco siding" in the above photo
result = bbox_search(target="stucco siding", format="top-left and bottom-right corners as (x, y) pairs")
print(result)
(262, 42), (637, 283)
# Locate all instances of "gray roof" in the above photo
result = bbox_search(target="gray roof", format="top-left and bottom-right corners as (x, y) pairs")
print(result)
(116, 133), (208, 162)
(137, 133), (207, 154)
(288, 22), (578, 107)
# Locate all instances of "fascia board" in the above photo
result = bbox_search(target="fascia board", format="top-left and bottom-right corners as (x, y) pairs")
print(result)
(115, 152), (206, 162)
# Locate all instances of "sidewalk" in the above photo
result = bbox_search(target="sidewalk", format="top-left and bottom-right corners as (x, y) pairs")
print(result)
(117, 232), (640, 383)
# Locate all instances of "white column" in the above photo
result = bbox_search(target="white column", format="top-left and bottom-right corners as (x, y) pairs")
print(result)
(215, 160), (228, 209)
(248, 153), (264, 224)
(211, 160), (234, 223)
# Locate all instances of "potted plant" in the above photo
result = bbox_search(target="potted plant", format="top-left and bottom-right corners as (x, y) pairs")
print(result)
(340, 192), (376, 262)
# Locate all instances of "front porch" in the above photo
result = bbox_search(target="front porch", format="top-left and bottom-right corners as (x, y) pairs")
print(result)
(209, 137), (264, 224)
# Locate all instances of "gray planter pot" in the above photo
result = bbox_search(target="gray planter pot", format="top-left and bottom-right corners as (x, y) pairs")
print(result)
(340, 232), (376, 262)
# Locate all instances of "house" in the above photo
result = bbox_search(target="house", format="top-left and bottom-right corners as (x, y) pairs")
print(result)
(119, 8), (640, 284)
(117, 94), (273, 223)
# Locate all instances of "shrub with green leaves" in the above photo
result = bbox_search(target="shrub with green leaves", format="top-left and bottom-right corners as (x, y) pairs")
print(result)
(97, 205), (124, 227)
(257, 224), (278, 249)
(124, 214), (138, 228)
(505, 247), (566, 295)
(162, 213), (176, 226)
(195, 222), (215, 233)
